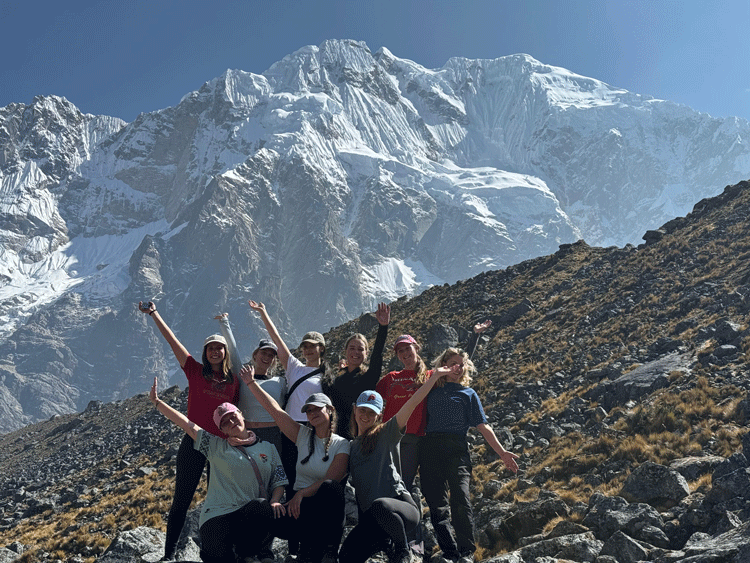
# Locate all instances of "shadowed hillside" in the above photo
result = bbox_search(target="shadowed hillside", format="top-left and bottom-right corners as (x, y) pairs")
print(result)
(1, 180), (750, 562)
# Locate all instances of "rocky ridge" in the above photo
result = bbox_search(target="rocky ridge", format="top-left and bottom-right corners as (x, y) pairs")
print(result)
(2, 180), (750, 562)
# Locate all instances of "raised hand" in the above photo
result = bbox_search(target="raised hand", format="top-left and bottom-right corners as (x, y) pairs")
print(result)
(375, 302), (390, 326)
(473, 319), (492, 334)
(138, 301), (156, 315)
(149, 376), (159, 405)
(433, 365), (456, 379)
(248, 300), (266, 313)
(239, 364), (256, 386)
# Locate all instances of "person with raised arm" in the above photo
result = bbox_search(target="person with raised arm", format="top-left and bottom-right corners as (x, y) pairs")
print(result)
(138, 301), (240, 561)
(216, 313), (286, 452)
(420, 330), (519, 563)
(241, 364), (349, 563)
(215, 312), (286, 563)
(338, 365), (451, 563)
(149, 377), (286, 563)
(324, 302), (390, 440)
(248, 299), (326, 558)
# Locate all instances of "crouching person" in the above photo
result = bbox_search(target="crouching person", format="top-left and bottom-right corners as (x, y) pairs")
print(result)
(149, 377), (287, 563)
(241, 365), (349, 562)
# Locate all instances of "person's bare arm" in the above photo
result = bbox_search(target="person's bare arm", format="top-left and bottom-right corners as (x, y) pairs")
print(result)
(139, 301), (190, 367)
(477, 423), (519, 474)
(393, 366), (449, 429)
(149, 376), (200, 440)
(248, 300), (291, 367)
(240, 365), (301, 442)
(286, 452), (349, 519)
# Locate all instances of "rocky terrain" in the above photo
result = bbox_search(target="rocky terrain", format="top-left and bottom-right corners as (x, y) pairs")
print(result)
(2, 39), (750, 432)
(1, 179), (750, 562)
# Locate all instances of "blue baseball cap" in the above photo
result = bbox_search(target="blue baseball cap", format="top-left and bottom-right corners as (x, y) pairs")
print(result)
(355, 390), (383, 414)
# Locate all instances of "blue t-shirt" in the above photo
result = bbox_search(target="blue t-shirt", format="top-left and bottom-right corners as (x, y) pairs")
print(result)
(425, 382), (487, 435)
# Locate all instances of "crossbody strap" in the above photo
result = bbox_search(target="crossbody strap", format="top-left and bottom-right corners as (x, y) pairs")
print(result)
(238, 447), (268, 500)
(285, 365), (325, 405)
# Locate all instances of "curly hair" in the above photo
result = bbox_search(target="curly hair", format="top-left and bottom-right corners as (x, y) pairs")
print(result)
(432, 347), (475, 387)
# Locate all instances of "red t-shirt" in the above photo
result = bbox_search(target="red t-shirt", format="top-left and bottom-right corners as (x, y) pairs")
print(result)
(183, 356), (240, 438)
(376, 369), (432, 436)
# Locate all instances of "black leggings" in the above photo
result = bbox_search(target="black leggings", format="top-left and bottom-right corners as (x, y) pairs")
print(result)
(339, 494), (419, 563)
(271, 479), (345, 559)
(164, 433), (207, 557)
(199, 499), (274, 563)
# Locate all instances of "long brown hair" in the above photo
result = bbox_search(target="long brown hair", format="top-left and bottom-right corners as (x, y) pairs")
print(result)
(349, 408), (385, 455)
(201, 344), (233, 383)
(301, 406), (338, 464)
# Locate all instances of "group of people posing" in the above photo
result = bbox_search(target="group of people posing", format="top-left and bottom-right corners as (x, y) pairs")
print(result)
(139, 299), (519, 563)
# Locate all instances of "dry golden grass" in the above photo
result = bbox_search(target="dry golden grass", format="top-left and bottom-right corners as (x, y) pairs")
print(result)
(0, 455), (208, 563)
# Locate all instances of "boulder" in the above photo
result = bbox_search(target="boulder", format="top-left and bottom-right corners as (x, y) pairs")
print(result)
(97, 526), (165, 562)
(586, 353), (687, 410)
(583, 493), (665, 541)
(706, 453), (750, 505)
(518, 531), (603, 562)
(0, 548), (21, 563)
(620, 461), (690, 507)
(669, 456), (725, 481)
(500, 491), (571, 543)
(599, 530), (650, 563)
(679, 521), (750, 561)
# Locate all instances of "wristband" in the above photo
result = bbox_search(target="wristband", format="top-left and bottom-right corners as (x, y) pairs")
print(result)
(148, 309), (155, 316)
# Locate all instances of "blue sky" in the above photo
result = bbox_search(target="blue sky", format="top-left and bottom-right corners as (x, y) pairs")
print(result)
(2, 0), (749, 123)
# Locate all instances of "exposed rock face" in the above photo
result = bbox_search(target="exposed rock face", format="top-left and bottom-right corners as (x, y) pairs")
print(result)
(2, 40), (750, 430)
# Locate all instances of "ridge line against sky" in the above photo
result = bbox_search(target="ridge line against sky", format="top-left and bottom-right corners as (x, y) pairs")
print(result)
(1, 0), (749, 123)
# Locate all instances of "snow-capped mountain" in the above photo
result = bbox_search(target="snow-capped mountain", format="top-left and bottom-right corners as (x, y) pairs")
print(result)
(1, 39), (749, 432)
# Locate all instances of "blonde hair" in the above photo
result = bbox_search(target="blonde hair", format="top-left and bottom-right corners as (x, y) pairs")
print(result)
(432, 348), (475, 387)
(339, 333), (369, 374)
(251, 347), (278, 377)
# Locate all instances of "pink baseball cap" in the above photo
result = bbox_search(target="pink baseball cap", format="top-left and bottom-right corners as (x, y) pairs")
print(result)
(393, 334), (419, 352)
(213, 402), (240, 430)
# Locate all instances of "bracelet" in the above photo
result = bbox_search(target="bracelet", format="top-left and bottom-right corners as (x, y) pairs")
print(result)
(148, 309), (156, 316)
